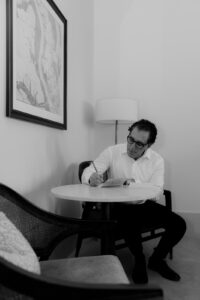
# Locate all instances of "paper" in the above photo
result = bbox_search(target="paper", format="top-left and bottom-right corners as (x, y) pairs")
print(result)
(98, 178), (126, 188)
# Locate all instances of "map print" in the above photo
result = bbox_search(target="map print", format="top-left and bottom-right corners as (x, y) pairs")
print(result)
(16, 0), (64, 117)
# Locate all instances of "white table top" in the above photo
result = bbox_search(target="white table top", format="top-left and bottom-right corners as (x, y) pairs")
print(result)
(51, 183), (161, 203)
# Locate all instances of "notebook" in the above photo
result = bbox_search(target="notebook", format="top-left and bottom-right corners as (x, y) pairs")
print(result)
(98, 178), (126, 188)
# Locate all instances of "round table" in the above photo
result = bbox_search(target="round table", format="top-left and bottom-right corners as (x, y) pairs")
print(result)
(51, 183), (162, 254)
(51, 183), (161, 204)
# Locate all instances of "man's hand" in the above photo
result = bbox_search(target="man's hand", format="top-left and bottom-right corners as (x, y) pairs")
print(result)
(89, 173), (104, 186)
(123, 178), (135, 186)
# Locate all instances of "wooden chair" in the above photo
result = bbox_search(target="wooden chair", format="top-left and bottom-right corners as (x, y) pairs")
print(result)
(0, 182), (163, 300)
(75, 160), (173, 259)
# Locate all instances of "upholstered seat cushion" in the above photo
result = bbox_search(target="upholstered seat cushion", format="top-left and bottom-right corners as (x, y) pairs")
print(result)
(40, 255), (130, 284)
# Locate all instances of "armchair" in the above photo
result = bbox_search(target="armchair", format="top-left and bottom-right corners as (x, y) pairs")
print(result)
(0, 183), (163, 300)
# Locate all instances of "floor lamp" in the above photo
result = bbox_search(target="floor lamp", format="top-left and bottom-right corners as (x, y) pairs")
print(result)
(95, 98), (138, 144)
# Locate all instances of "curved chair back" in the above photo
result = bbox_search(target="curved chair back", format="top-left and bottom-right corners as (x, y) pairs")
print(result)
(78, 160), (92, 182)
(78, 161), (108, 183)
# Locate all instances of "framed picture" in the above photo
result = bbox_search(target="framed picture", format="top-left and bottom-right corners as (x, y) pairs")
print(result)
(6, 0), (67, 130)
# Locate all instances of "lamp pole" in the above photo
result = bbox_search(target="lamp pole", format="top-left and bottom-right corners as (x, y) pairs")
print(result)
(115, 120), (118, 145)
(95, 98), (138, 145)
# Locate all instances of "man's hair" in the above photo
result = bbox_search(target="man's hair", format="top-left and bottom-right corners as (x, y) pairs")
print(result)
(128, 119), (158, 145)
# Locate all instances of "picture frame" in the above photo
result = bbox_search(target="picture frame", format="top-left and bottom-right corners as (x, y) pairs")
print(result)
(6, 0), (67, 130)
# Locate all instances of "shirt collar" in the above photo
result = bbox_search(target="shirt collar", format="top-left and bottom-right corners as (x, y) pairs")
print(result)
(121, 144), (127, 154)
(142, 148), (151, 159)
(122, 144), (151, 160)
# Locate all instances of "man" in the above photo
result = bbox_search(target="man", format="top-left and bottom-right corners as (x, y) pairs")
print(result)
(82, 119), (186, 284)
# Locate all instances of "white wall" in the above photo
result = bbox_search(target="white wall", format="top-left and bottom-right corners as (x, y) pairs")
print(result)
(94, 0), (200, 213)
(1, 0), (200, 217)
(0, 0), (94, 216)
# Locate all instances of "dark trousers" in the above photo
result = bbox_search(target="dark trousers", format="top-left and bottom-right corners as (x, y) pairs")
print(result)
(111, 200), (186, 260)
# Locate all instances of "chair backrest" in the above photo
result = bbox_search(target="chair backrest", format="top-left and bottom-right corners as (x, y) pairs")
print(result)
(78, 160), (92, 182)
(0, 183), (77, 260)
(0, 183), (114, 261)
(79, 161), (108, 183)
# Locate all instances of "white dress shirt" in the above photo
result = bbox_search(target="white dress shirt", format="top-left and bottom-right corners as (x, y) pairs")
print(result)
(82, 143), (164, 191)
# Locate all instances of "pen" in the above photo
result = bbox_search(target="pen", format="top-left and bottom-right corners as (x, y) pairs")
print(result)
(92, 161), (98, 173)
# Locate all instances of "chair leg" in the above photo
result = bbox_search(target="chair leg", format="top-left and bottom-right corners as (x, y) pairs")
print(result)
(100, 233), (116, 255)
(75, 234), (83, 257)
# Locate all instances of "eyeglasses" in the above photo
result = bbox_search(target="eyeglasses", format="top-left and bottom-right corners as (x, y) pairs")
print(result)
(127, 135), (148, 149)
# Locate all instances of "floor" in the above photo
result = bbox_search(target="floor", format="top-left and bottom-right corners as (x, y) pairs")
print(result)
(72, 234), (200, 300)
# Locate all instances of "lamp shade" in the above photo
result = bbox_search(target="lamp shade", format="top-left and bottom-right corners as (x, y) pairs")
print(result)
(95, 98), (138, 124)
